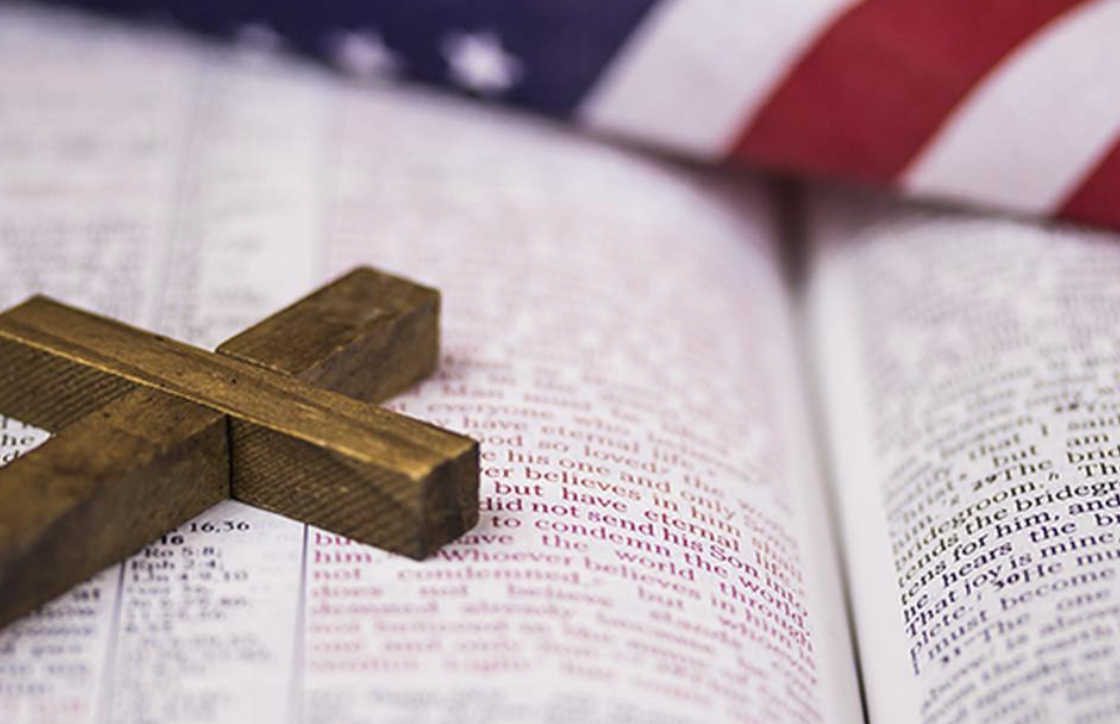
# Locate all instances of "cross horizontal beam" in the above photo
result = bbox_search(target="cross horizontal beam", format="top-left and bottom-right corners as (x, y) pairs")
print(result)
(0, 268), (479, 628)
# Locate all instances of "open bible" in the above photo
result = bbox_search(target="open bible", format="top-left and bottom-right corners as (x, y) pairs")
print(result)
(3, 6), (1120, 723)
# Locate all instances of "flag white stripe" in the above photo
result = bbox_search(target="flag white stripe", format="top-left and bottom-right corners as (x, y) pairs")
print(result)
(903, 0), (1120, 214)
(576, 0), (856, 159)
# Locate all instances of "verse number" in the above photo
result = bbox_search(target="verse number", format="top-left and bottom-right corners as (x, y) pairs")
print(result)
(186, 520), (251, 534)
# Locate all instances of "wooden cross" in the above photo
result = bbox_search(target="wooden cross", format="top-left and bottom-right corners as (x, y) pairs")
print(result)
(0, 268), (479, 629)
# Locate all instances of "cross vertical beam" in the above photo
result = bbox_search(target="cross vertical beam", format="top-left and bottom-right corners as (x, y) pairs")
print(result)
(0, 390), (228, 625)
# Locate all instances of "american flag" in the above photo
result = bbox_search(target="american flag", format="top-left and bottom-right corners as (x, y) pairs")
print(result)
(52, 0), (1120, 230)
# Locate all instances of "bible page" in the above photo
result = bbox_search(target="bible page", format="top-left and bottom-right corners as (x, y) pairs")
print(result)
(808, 188), (1120, 722)
(0, 5), (860, 723)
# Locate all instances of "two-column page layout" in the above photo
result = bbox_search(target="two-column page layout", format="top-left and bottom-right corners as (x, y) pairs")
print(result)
(4, 4), (1120, 723)
(811, 192), (1120, 723)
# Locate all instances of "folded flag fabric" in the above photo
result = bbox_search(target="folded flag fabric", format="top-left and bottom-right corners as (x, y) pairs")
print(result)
(52, 0), (1120, 230)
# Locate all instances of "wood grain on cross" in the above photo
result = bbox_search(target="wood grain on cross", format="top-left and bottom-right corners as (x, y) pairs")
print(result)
(0, 268), (479, 629)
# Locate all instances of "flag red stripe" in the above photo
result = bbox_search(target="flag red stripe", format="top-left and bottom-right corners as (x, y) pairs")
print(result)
(1059, 137), (1120, 228)
(730, 0), (1089, 183)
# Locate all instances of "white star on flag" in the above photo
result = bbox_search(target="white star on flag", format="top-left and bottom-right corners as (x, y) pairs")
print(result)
(441, 30), (523, 96)
(328, 29), (400, 79)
